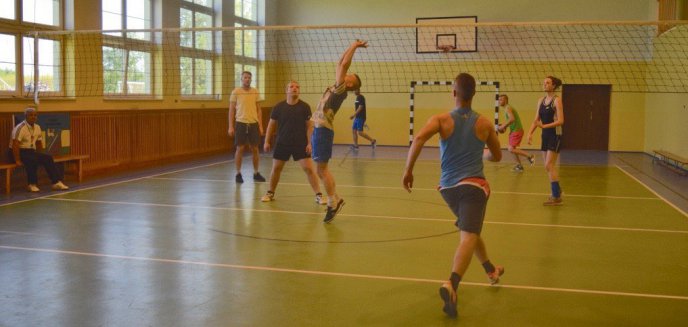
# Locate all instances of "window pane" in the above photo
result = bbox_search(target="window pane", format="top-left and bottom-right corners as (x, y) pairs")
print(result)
(0, 34), (16, 91)
(0, 0), (15, 20)
(127, 51), (151, 94)
(23, 0), (61, 26)
(180, 57), (193, 95)
(234, 23), (243, 56)
(126, 0), (151, 40)
(23, 37), (61, 92)
(243, 0), (256, 20)
(234, 0), (242, 17)
(194, 12), (212, 50)
(180, 8), (193, 47)
(194, 58), (212, 95)
(102, 46), (125, 93)
(244, 29), (256, 58)
(234, 63), (242, 87)
(194, 0), (212, 8)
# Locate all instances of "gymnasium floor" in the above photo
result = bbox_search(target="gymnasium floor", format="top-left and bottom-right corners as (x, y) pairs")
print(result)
(1, 146), (687, 326)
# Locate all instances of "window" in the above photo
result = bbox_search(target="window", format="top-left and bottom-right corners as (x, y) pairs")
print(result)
(234, 0), (259, 89)
(23, 0), (61, 26)
(180, 0), (214, 96)
(22, 36), (61, 94)
(0, 34), (16, 92)
(102, 0), (153, 96)
(0, 0), (15, 20)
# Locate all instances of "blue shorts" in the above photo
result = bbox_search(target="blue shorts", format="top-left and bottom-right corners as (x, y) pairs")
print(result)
(439, 183), (489, 235)
(312, 127), (334, 163)
(352, 118), (366, 131)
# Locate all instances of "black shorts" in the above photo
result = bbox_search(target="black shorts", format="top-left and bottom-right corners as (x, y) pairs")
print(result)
(541, 134), (562, 153)
(234, 122), (260, 146)
(273, 144), (309, 161)
(439, 184), (488, 234)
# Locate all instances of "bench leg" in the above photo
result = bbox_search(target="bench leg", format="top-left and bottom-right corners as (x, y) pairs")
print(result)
(5, 168), (11, 195)
(77, 160), (83, 182)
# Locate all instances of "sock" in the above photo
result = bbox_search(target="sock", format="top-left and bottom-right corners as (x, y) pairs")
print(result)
(482, 260), (496, 274)
(449, 272), (462, 291)
(551, 181), (561, 198)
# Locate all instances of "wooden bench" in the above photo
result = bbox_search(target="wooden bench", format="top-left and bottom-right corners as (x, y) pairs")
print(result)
(1, 154), (89, 195)
(652, 149), (688, 175)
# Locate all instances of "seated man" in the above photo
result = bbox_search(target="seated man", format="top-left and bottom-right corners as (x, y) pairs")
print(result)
(7, 107), (69, 192)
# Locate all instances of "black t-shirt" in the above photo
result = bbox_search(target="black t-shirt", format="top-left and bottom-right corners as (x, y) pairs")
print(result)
(270, 100), (312, 146)
(354, 94), (366, 120)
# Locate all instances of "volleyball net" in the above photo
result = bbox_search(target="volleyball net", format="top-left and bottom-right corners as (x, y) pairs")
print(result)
(3, 21), (687, 99)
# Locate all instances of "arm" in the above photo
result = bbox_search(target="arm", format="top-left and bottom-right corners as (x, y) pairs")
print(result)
(350, 105), (364, 120)
(256, 99), (264, 136)
(527, 98), (543, 145)
(403, 115), (441, 192)
(263, 119), (277, 152)
(336, 40), (368, 86)
(498, 106), (515, 132)
(305, 119), (314, 154)
(11, 140), (23, 166)
(477, 116), (502, 162)
(228, 102), (237, 137)
(540, 97), (564, 129)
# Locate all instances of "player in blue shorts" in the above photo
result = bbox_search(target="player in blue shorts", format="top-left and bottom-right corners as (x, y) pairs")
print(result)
(349, 89), (376, 149)
(403, 73), (504, 318)
(311, 39), (367, 223)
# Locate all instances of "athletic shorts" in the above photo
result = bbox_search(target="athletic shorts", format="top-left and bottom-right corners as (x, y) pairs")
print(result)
(509, 130), (524, 147)
(352, 118), (366, 131)
(439, 178), (490, 235)
(541, 133), (562, 153)
(311, 127), (334, 163)
(234, 122), (260, 146)
(273, 144), (309, 162)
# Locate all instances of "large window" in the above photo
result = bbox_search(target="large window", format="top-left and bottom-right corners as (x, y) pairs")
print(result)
(0, 34), (17, 92)
(180, 0), (214, 96)
(23, 36), (61, 93)
(102, 0), (153, 96)
(0, 0), (15, 20)
(23, 0), (61, 26)
(234, 0), (259, 88)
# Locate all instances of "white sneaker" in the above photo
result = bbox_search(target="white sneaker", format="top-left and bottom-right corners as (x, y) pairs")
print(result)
(52, 181), (69, 190)
(27, 184), (40, 192)
(315, 193), (328, 205)
(261, 191), (274, 202)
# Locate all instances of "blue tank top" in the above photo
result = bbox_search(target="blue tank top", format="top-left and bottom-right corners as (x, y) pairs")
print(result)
(538, 95), (562, 136)
(439, 108), (485, 188)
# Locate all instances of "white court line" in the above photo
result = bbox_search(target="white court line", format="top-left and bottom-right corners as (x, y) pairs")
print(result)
(0, 159), (232, 208)
(615, 165), (688, 218)
(1, 244), (687, 301)
(150, 177), (659, 201)
(41, 197), (688, 235)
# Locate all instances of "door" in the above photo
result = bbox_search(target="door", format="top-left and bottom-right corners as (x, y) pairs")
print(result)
(561, 84), (611, 150)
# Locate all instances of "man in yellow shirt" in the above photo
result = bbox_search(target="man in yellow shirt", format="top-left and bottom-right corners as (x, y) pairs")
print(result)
(228, 71), (265, 183)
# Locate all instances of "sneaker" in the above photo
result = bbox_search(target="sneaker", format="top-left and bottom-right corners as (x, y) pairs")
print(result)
(438, 282), (458, 318)
(487, 265), (505, 285)
(235, 173), (244, 183)
(26, 184), (40, 192)
(323, 198), (345, 223)
(253, 172), (266, 182)
(527, 155), (535, 166)
(315, 193), (327, 205)
(543, 197), (563, 206)
(511, 165), (524, 173)
(261, 191), (274, 202)
(371, 139), (377, 148)
(350, 145), (359, 150)
(51, 181), (69, 190)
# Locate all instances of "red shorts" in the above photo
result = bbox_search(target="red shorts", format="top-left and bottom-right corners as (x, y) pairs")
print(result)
(509, 130), (524, 147)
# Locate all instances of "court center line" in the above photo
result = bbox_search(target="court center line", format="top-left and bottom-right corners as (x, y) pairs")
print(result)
(149, 177), (659, 201)
(41, 197), (688, 235)
(1, 244), (686, 301)
(615, 165), (688, 218)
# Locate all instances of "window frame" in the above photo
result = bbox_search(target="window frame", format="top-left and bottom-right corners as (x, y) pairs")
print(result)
(233, 0), (260, 92)
(179, 0), (216, 98)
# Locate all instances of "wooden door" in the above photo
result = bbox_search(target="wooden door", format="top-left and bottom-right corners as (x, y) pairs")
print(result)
(561, 84), (611, 150)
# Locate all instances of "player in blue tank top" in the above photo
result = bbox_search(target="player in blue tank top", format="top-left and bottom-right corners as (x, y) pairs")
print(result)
(403, 73), (504, 318)
(527, 76), (565, 206)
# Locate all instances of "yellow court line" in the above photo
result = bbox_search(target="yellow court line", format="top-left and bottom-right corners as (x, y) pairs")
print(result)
(2, 244), (687, 301)
(40, 197), (688, 235)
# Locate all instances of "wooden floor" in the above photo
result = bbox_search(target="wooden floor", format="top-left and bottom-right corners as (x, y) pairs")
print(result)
(1, 146), (687, 326)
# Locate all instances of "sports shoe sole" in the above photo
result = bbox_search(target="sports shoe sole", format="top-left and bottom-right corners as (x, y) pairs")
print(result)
(439, 286), (457, 318)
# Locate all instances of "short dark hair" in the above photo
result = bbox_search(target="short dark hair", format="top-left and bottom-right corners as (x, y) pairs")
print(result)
(454, 73), (476, 101)
(241, 71), (252, 77)
(546, 76), (562, 90)
(353, 73), (362, 89)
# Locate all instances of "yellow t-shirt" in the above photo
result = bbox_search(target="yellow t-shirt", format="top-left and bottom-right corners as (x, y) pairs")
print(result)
(230, 87), (260, 124)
